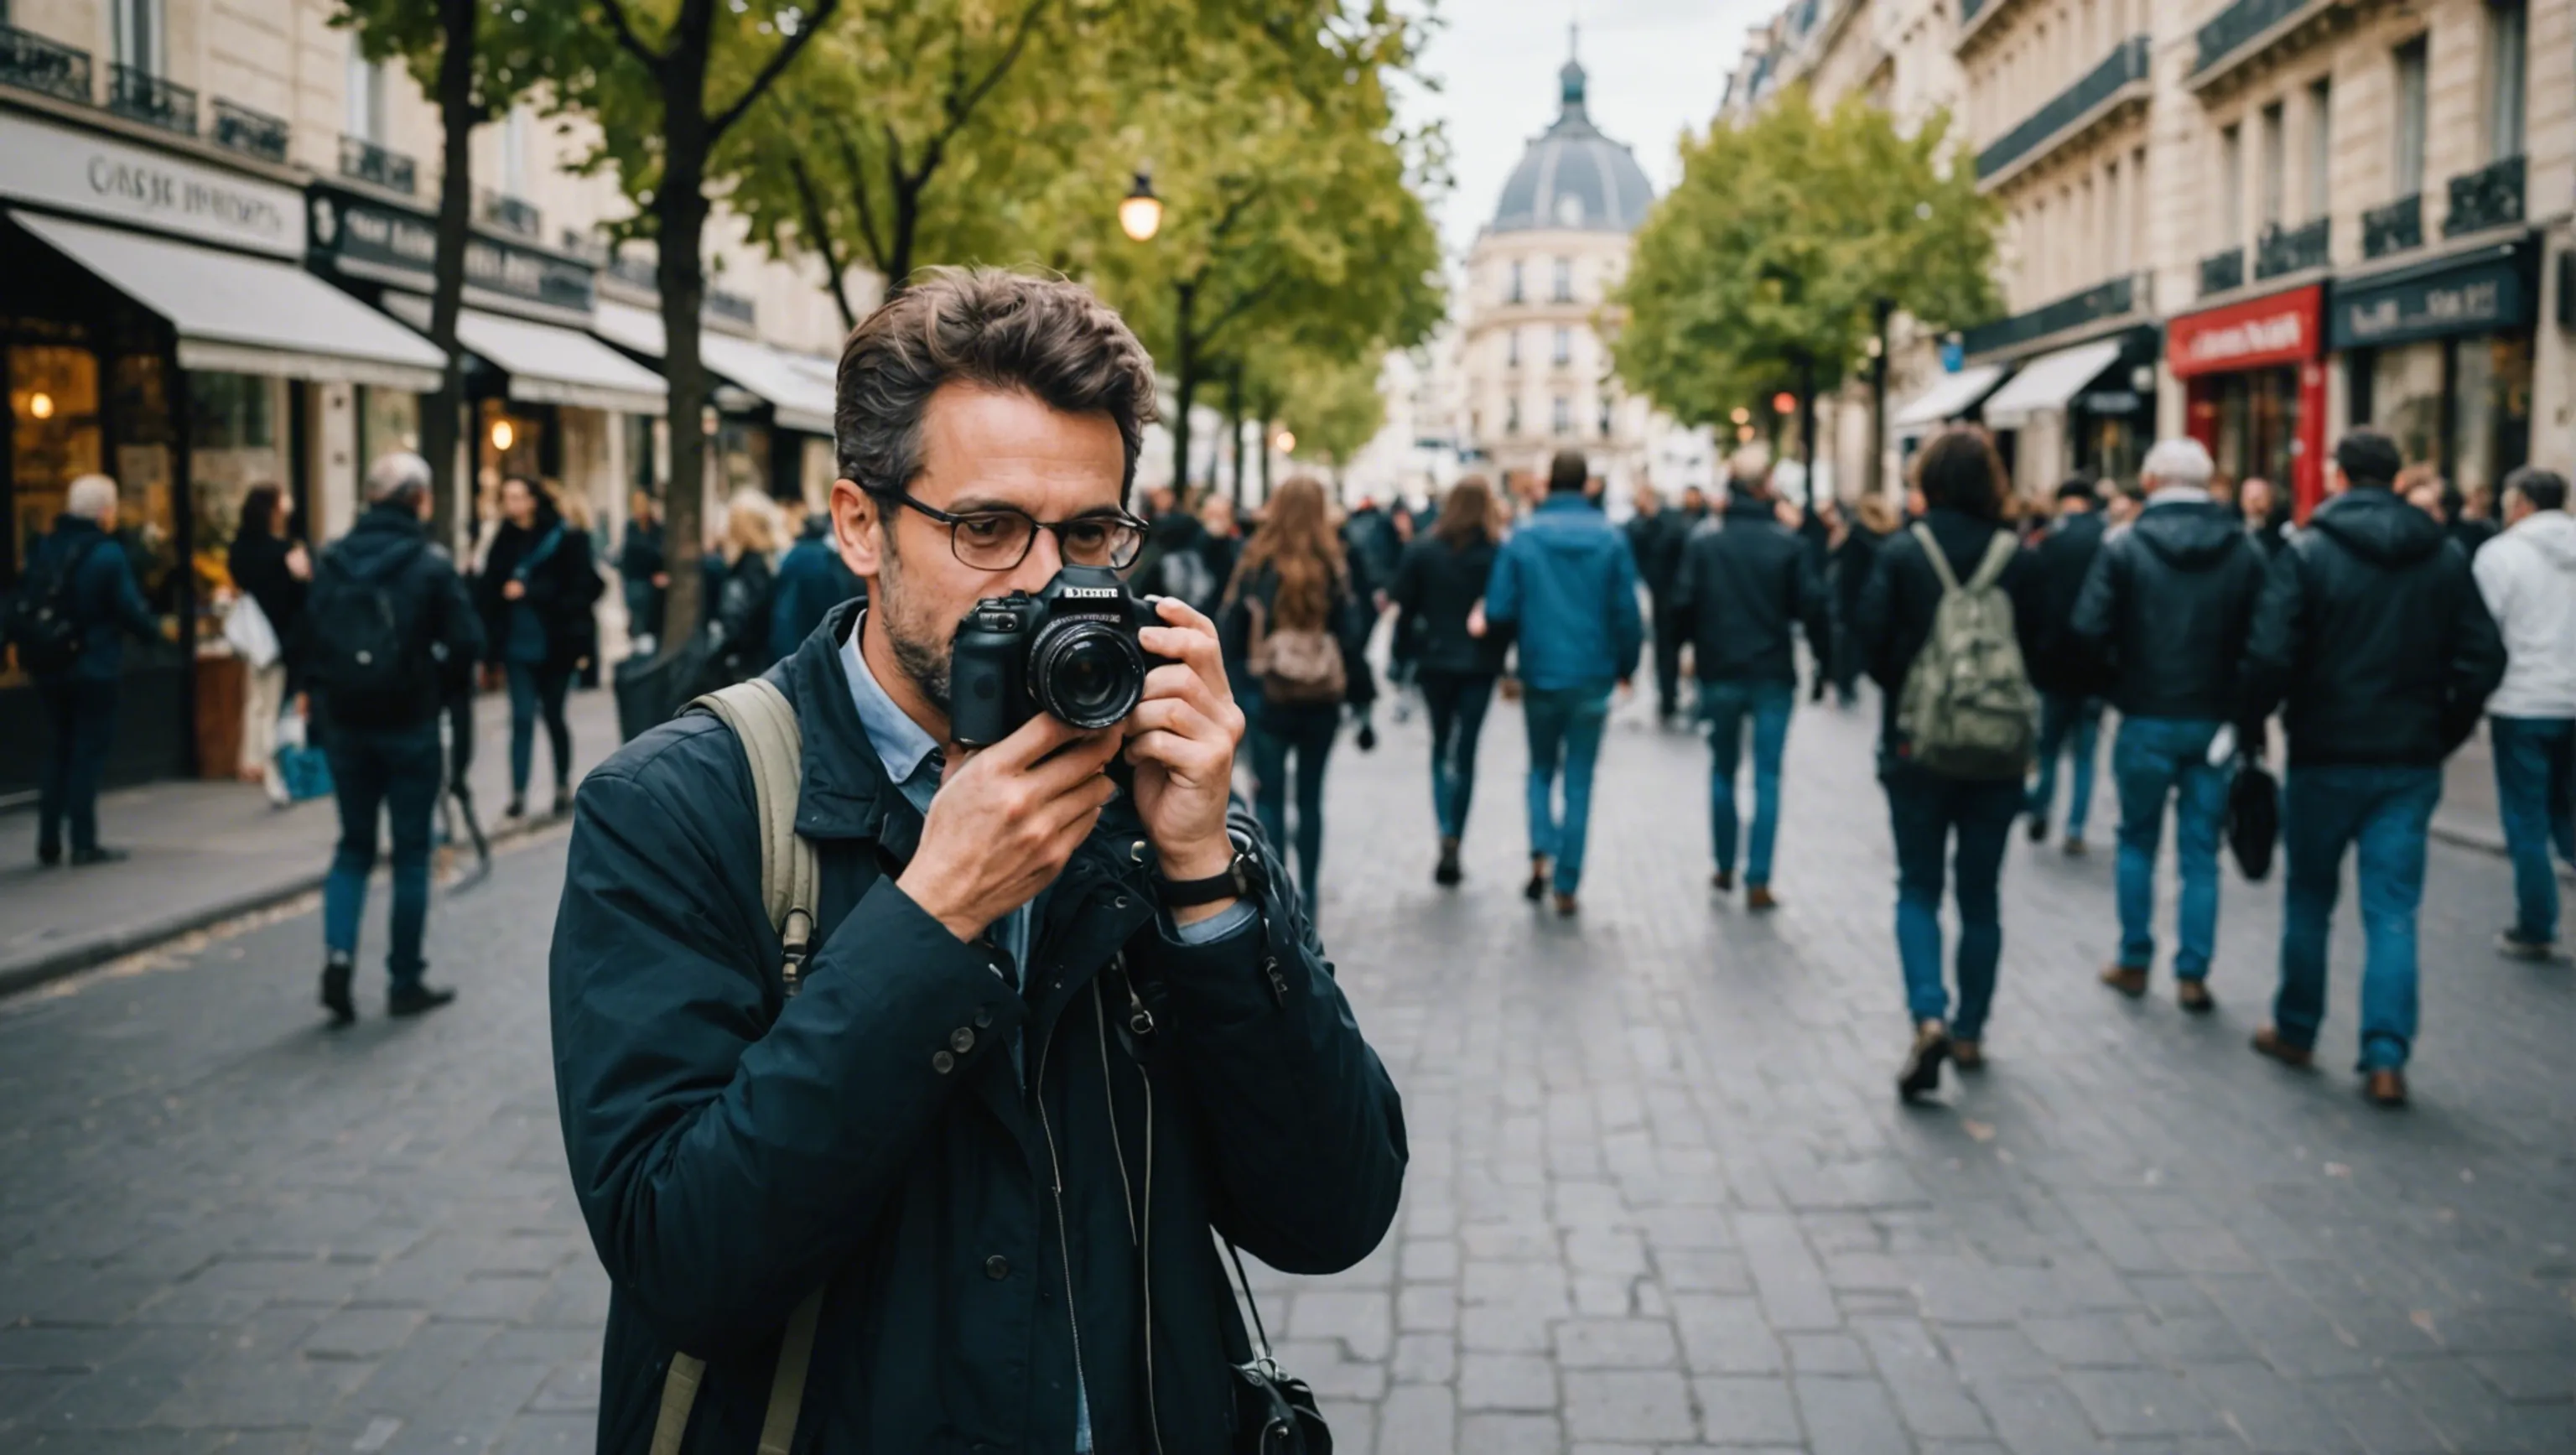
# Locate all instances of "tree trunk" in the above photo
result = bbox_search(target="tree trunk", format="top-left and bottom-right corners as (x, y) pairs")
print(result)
(1796, 352), (1819, 505)
(1168, 282), (1197, 498)
(1224, 367), (1244, 506)
(657, 105), (713, 653)
(422, 0), (476, 553)
(1258, 416), (1274, 502)
(1867, 300), (1892, 502)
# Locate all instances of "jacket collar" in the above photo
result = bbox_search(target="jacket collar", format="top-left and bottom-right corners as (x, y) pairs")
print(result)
(1536, 493), (1598, 518)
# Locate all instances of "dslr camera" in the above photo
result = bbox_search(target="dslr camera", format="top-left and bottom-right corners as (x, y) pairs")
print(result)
(950, 565), (1172, 747)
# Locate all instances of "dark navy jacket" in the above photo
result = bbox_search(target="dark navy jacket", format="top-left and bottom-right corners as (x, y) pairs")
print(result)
(550, 602), (1404, 1452)
(1484, 494), (1644, 692)
(1669, 496), (1829, 688)
(768, 524), (865, 666)
(20, 515), (159, 682)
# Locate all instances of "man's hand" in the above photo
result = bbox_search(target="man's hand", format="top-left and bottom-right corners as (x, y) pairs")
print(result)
(898, 715), (1122, 943)
(1130, 598), (1247, 912)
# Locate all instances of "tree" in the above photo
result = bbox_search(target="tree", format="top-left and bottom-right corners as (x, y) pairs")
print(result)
(1271, 350), (1385, 487)
(1611, 86), (2000, 480)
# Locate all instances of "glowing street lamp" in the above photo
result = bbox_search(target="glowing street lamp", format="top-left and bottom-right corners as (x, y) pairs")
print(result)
(1272, 429), (1296, 455)
(1119, 171), (1162, 242)
(1770, 391), (1797, 415)
(491, 418), (516, 451)
(1728, 406), (1750, 426)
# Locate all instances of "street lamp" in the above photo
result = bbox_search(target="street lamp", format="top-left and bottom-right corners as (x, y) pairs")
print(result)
(491, 418), (516, 451)
(28, 391), (54, 420)
(1119, 170), (1162, 242)
(1273, 429), (1296, 455)
(1729, 406), (1750, 426)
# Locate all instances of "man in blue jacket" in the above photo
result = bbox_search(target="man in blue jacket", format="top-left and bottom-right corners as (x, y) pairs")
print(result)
(768, 508), (865, 665)
(549, 270), (1405, 1452)
(1483, 447), (1644, 915)
(23, 474), (163, 866)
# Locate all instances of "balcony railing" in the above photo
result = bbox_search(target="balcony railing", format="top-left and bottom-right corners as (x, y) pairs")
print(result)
(2194, 0), (2330, 79)
(608, 254), (659, 291)
(2255, 217), (2329, 279)
(0, 22), (91, 106)
(1977, 35), (2151, 184)
(477, 188), (541, 239)
(705, 288), (756, 329)
(2444, 155), (2525, 237)
(2199, 247), (2246, 298)
(107, 62), (195, 136)
(340, 135), (418, 195)
(211, 99), (289, 164)
(2362, 195), (2423, 259)
(1961, 273), (2144, 358)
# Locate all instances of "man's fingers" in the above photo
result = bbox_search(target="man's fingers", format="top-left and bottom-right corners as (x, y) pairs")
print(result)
(1127, 695), (1216, 746)
(979, 709), (1091, 771)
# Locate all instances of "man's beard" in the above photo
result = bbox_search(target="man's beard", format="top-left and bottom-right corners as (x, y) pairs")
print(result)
(877, 551), (954, 718)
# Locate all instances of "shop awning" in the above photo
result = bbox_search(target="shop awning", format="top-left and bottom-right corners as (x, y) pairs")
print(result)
(384, 295), (666, 415)
(592, 300), (837, 434)
(1981, 340), (2125, 429)
(1891, 364), (2007, 433)
(11, 210), (445, 392)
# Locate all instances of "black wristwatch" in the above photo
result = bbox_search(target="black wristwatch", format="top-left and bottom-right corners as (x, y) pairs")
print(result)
(1159, 848), (1254, 907)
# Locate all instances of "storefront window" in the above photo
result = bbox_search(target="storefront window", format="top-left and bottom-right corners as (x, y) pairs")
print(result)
(9, 345), (103, 573)
(2451, 334), (2532, 501)
(187, 370), (288, 575)
(106, 352), (179, 617)
(2371, 343), (2444, 470)
(625, 413), (664, 501)
(356, 386), (419, 475)
(717, 419), (771, 496)
(2207, 366), (2300, 491)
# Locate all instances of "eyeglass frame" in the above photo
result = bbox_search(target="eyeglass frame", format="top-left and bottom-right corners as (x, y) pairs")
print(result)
(861, 485), (1150, 572)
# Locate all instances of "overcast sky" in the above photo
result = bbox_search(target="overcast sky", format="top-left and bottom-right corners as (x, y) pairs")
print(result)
(1401, 0), (1781, 259)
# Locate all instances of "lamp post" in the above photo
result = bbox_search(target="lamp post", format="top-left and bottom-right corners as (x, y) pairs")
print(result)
(1119, 170), (1162, 242)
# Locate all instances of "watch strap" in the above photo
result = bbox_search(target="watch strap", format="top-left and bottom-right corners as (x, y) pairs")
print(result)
(1159, 851), (1249, 907)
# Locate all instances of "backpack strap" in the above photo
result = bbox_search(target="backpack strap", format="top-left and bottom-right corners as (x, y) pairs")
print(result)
(648, 677), (826, 1455)
(1910, 523), (1961, 593)
(1965, 530), (2018, 591)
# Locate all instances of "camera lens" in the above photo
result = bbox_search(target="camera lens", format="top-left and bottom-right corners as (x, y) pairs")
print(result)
(1030, 620), (1146, 730)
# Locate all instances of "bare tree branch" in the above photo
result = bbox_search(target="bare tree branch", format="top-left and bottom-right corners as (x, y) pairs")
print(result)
(831, 115), (891, 271)
(709, 0), (845, 141)
(787, 153), (856, 330)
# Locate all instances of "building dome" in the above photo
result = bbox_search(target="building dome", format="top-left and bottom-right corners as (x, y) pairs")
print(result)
(1489, 46), (1657, 235)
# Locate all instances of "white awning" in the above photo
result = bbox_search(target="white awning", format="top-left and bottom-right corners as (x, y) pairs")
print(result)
(592, 300), (837, 434)
(383, 295), (666, 415)
(12, 210), (445, 392)
(1892, 364), (2007, 433)
(1980, 340), (2125, 429)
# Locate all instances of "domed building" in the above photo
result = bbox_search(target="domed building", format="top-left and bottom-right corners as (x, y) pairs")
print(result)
(1461, 41), (1687, 500)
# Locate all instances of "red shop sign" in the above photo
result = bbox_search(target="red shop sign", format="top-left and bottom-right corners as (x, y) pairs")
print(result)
(2168, 284), (2324, 377)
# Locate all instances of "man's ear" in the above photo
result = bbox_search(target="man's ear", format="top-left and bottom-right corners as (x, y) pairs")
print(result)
(833, 477), (884, 579)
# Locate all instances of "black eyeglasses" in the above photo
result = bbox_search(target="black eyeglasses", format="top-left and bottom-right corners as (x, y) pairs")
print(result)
(866, 486), (1148, 572)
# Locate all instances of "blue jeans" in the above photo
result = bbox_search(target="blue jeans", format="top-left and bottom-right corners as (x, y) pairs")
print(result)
(1522, 683), (1613, 894)
(2111, 716), (2231, 978)
(1252, 704), (1337, 910)
(2490, 716), (2575, 943)
(35, 676), (117, 858)
(504, 661), (574, 798)
(1883, 764), (2022, 1040)
(324, 721), (444, 989)
(2027, 693), (2103, 837)
(2274, 765), (2441, 1070)
(1420, 670), (1497, 840)
(1701, 679), (1794, 885)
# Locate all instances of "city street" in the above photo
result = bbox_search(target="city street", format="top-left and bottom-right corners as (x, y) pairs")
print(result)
(3, 687), (2572, 1454)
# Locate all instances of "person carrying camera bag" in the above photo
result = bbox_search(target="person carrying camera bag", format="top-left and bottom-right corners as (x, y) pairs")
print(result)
(550, 270), (1404, 1455)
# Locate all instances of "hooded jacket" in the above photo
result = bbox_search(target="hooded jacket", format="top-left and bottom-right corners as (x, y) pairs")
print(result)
(2472, 508), (2576, 718)
(1483, 494), (1644, 692)
(2069, 498), (2267, 723)
(551, 601), (1405, 1453)
(2239, 486), (2506, 767)
(769, 519), (866, 665)
(19, 515), (160, 683)
(304, 504), (483, 728)
(2022, 508), (2111, 698)
(1669, 496), (1828, 688)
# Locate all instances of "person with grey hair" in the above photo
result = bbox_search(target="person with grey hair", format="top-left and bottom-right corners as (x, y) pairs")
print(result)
(2070, 438), (2267, 1012)
(302, 449), (483, 1024)
(2471, 465), (2576, 959)
(12, 472), (160, 866)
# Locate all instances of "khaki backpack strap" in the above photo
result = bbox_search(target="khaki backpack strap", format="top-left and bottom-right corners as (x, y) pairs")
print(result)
(1911, 522), (1963, 594)
(648, 1353), (704, 1455)
(1966, 530), (2018, 592)
(756, 1291), (827, 1455)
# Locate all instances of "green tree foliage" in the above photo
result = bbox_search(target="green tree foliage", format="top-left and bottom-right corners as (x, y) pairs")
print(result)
(1270, 350), (1384, 481)
(1612, 86), (2000, 435)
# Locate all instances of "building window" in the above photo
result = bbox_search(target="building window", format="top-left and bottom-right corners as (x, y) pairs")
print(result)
(2487, 0), (2527, 160)
(346, 44), (386, 142)
(2257, 102), (2286, 230)
(1506, 329), (1520, 367)
(111, 0), (164, 73)
(503, 106), (531, 196)
(1551, 327), (1571, 366)
(1507, 261), (1524, 304)
(1598, 402), (1614, 439)
(2220, 123), (2244, 243)
(2393, 39), (2428, 195)
(1551, 396), (1572, 437)
(2105, 158), (2125, 272)
(1506, 398), (1521, 435)
(1552, 257), (1573, 303)
(2306, 80), (2332, 220)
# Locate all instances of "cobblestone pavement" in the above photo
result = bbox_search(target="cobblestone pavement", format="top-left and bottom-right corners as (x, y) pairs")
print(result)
(2, 685), (2571, 1453)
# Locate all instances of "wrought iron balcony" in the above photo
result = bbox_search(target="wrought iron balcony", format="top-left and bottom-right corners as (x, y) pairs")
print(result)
(1961, 274), (2144, 358)
(705, 288), (756, 329)
(2443, 155), (2525, 237)
(0, 22), (92, 106)
(1977, 36), (2151, 185)
(476, 189), (542, 239)
(608, 253), (659, 291)
(2194, 0), (2333, 80)
(107, 62), (195, 137)
(211, 99), (288, 164)
(2361, 195), (2423, 259)
(2199, 247), (2246, 298)
(340, 135), (418, 195)
(2255, 217), (2329, 279)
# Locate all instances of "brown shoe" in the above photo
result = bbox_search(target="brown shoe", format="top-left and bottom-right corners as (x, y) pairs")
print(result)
(2099, 964), (2149, 998)
(2364, 1068), (2408, 1107)
(1552, 891), (1578, 917)
(1746, 885), (1779, 912)
(2176, 979), (2216, 1014)
(1711, 868), (1735, 892)
(2251, 1026), (2314, 1069)
(1950, 1038), (1985, 1071)
(1896, 1019), (1950, 1101)
(2062, 836), (2089, 857)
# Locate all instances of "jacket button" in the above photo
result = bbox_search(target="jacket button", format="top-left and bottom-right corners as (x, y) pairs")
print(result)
(950, 1026), (976, 1054)
(973, 1006), (994, 1029)
(984, 1255), (1010, 1281)
(932, 1050), (955, 1074)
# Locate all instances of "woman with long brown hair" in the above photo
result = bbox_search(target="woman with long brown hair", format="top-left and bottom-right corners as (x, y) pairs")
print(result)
(1222, 476), (1372, 911)
(1393, 476), (1511, 885)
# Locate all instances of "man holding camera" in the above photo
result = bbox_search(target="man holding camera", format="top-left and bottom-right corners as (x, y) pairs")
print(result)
(549, 270), (1405, 1452)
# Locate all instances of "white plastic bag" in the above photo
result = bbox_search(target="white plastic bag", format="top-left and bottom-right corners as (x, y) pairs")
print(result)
(224, 592), (280, 668)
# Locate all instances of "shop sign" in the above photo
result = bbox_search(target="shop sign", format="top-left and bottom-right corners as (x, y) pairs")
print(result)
(308, 185), (594, 315)
(2168, 285), (2321, 377)
(2329, 253), (2531, 350)
(0, 110), (301, 257)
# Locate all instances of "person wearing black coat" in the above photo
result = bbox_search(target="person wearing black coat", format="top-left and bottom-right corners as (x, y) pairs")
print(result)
(1670, 452), (1829, 908)
(1393, 476), (1511, 885)
(226, 485), (310, 798)
(475, 476), (602, 818)
(2020, 478), (2111, 851)
(2070, 440), (2267, 1011)
(20, 475), (163, 866)
(1624, 483), (1689, 722)
(1827, 494), (1897, 704)
(2237, 429), (2507, 1105)
(618, 492), (670, 647)
(1852, 429), (2048, 1100)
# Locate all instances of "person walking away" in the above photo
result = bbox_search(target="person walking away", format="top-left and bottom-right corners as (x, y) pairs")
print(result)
(1830, 495), (1898, 705)
(619, 491), (669, 649)
(1483, 447), (1644, 916)
(13, 474), (161, 865)
(550, 271), (1403, 1452)
(2238, 429), (2505, 1106)
(2239, 475), (2288, 558)
(476, 476), (601, 819)
(2023, 479), (2112, 852)
(1394, 475), (1509, 886)
(1223, 476), (1369, 910)
(770, 509), (866, 664)
(2069, 439), (2267, 1011)
(1671, 444), (1827, 910)
(1852, 429), (2045, 1098)
(304, 453), (484, 1022)
(1625, 481), (1687, 725)
(703, 489), (782, 689)
(2471, 466), (2576, 960)
(226, 485), (310, 803)
(1187, 490), (1241, 616)
(1135, 491), (1223, 617)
